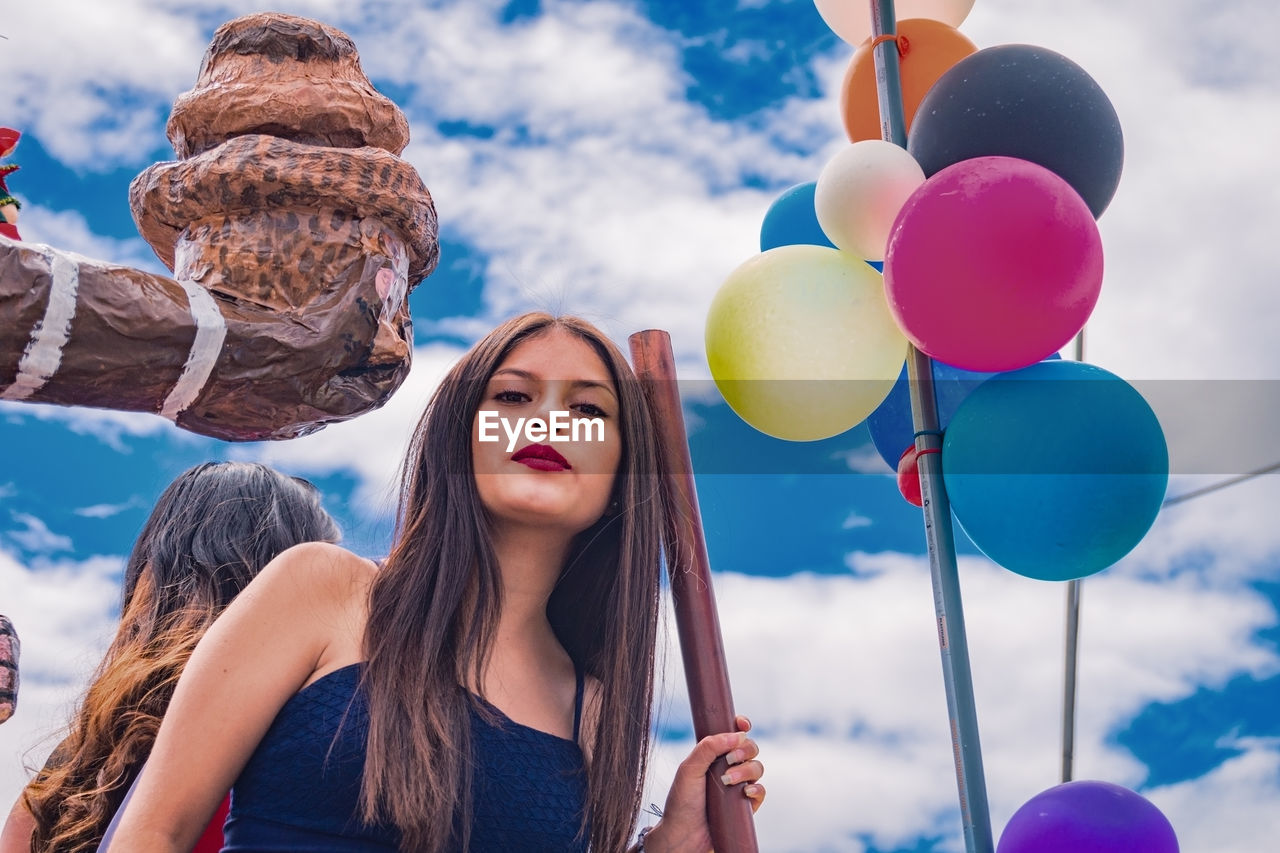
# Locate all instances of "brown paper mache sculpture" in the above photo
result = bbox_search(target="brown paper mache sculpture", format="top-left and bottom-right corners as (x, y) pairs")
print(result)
(0, 14), (439, 440)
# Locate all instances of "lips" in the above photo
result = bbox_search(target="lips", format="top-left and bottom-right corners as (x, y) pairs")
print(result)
(511, 443), (572, 471)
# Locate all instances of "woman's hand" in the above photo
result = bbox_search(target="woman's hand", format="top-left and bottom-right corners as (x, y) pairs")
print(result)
(639, 715), (765, 853)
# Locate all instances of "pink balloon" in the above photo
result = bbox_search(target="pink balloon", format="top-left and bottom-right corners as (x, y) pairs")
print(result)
(884, 156), (1103, 372)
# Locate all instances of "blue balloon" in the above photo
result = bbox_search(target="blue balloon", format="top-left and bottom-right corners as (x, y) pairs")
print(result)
(942, 360), (1168, 581)
(867, 354), (1060, 470)
(760, 183), (834, 251)
(759, 184), (885, 276)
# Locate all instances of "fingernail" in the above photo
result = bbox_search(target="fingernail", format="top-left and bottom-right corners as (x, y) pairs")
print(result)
(744, 784), (760, 796)
(720, 771), (734, 786)
(726, 749), (744, 766)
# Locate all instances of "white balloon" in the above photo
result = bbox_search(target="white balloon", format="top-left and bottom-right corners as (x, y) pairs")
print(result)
(815, 140), (925, 262)
(813, 0), (976, 48)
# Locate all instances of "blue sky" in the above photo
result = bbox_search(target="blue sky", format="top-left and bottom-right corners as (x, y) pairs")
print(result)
(3, 1), (1280, 850)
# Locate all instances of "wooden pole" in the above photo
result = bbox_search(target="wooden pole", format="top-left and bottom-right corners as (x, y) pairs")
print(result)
(629, 329), (759, 853)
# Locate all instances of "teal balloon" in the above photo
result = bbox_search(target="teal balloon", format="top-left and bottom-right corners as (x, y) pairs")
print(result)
(760, 183), (835, 251)
(942, 360), (1168, 581)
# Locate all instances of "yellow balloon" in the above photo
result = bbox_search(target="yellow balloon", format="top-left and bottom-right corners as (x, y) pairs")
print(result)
(706, 245), (907, 441)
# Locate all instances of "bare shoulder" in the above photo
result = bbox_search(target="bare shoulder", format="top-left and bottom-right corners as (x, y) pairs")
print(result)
(224, 543), (377, 682)
(259, 542), (377, 605)
(234, 543), (376, 641)
(271, 541), (376, 579)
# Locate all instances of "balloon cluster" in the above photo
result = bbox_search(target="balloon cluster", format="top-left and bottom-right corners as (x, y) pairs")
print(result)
(706, 3), (1178, 846)
(707, 1), (1169, 581)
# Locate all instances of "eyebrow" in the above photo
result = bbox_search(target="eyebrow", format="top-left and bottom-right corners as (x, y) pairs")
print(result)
(490, 369), (618, 398)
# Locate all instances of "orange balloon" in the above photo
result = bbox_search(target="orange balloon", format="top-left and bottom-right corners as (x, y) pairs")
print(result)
(840, 18), (978, 143)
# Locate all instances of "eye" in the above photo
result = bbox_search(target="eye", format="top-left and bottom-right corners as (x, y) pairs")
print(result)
(493, 389), (531, 404)
(571, 402), (608, 418)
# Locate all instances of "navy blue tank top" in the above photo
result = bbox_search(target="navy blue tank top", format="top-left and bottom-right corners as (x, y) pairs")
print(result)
(223, 663), (589, 852)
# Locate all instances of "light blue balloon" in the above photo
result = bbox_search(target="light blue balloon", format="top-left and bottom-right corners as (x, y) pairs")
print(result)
(760, 182), (835, 251)
(759, 184), (886, 275)
(942, 360), (1168, 581)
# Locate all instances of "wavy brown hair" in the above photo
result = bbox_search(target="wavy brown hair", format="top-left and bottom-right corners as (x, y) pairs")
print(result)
(361, 313), (667, 851)
(22, 462), (340, 853)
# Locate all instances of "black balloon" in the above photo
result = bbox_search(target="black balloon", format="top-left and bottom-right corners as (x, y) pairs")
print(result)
(907, 45), (1124, 218)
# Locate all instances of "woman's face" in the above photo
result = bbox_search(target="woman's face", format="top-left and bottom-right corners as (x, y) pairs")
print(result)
(471, 327), (623, 535)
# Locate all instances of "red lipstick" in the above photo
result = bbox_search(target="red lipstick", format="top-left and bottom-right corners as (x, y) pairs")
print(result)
(511, 444), (571, 471)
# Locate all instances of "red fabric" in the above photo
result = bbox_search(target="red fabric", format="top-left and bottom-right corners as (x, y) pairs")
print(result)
(191, 794), (230, 853)
(0, 222), (19, 241)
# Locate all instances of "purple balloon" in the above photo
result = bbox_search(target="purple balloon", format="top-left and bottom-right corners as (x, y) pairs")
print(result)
(998, 781), (1178, 853)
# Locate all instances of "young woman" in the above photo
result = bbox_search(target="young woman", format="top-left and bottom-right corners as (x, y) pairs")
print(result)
(107, 313), (765, 852)
(0, 462), (341, 853)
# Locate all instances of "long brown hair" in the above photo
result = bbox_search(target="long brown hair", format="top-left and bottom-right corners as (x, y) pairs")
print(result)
(361, 313), (666, 851)
(23, 462), (340, 853)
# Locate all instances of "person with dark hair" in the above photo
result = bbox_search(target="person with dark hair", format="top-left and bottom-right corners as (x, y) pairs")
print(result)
(106, 313), (765, 853)
(0, 462), (341, 853)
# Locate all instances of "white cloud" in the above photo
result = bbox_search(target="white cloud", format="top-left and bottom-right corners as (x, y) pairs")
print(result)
(4, 513), (73, 554)
(73, 498), (143, 519)
(0, 400), (193, 454)
(833, 446), (894, 475)
(1124, 472), (1280, 584)
(3, 0), (350, 167)
(4, 1), (204, 167)
(1148, 741), (1280, 853)
(0, 550), (123, 797)
(841, 510), (873, 529)
(12, 206), (160, 273)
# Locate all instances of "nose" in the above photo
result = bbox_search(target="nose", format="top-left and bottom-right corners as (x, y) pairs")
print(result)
(533, 381), (571, 422)
(529, 381), (581, 444)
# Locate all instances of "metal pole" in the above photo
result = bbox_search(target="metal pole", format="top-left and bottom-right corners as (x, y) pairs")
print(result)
(870, 2), (994, 850)
(629, 330), (760, 853)
(1061, 330), (1086, 782)
(1061, 579), (1081, 782)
